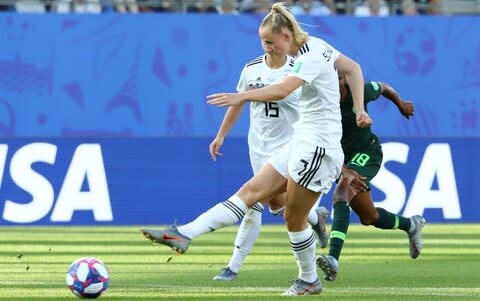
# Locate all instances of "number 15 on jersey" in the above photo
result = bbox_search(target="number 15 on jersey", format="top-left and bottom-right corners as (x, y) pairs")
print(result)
(264, 102), (279, 117)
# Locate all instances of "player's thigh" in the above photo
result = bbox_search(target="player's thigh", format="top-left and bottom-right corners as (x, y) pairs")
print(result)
(237, 163), (287, 206)
(285, 177), (322, 213)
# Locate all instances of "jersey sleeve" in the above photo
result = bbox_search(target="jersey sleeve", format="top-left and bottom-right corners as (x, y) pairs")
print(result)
(236, 66), (248, 93)
(364, 81), (382, 103)
(289, 41), (339, 84)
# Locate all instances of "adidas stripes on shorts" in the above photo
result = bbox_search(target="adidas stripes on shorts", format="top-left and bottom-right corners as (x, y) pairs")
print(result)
(268, 136), (343, 193)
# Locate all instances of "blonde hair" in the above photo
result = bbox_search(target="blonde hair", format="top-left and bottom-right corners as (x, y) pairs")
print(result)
(260, 2), (309, 47)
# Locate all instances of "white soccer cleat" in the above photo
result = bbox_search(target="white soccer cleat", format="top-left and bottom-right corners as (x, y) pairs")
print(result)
(408, 215), (426, 259)
(311, 206), (329, 248)
(140, 225), (191, 254)
(281, 278), (322, 296)
(212, 267), (238, 281)
(316, 254), (338, 281)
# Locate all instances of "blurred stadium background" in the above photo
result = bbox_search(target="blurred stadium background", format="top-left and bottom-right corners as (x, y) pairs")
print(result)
(4, 0), (480, 15)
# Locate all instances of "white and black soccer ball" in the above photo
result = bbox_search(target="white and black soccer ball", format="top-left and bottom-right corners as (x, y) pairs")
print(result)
(66, 257), (109, 299)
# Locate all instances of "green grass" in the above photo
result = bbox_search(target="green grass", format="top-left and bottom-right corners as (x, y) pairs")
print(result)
(1, 224), (479, 300)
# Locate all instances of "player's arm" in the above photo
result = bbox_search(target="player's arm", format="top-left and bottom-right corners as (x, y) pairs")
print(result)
(207, 76), (302, 107)
(335, 54), (372, 128)
(379, 82), (414, 120)
(209, 105), (245, 161)
(241, 75), (302, 102)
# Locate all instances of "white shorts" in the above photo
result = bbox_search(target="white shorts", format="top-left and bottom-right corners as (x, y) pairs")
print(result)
(249, 145), (289, 176)
(267, 136), (343, 193)
(249, 149), (271, 175)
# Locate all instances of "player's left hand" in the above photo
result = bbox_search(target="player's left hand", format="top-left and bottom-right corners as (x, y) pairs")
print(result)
(356, 111), (373, 128)
(399, 100), (414, 119)
(209, 136), (224, 162)
(207, 93), (244, 107)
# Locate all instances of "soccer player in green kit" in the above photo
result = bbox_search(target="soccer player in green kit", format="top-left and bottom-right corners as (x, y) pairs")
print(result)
(316, 73), (426, 281)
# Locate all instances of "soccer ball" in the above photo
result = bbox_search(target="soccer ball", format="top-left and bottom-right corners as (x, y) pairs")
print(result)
(66, 257), (109, 298)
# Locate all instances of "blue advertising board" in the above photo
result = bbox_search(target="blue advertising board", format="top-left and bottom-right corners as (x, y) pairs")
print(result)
(0, 138), (477, 225)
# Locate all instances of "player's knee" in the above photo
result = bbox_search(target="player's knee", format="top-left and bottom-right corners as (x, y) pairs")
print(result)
(333, 177), (350, 204)
(333, 186), (348, 204)
(283, 210), (304, 229)
(237, 181), (262, 206)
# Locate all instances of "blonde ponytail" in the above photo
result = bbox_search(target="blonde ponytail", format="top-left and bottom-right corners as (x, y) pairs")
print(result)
(260, 2), (309, 47)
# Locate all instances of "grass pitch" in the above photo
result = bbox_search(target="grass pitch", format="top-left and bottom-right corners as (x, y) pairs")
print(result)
(1, 224), (479, 300)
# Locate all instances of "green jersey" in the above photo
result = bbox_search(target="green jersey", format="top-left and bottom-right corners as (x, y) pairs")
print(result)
(341, 81), (382, 159)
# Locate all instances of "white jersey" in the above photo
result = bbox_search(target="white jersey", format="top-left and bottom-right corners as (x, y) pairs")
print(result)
(237, 55), (300, 172)
(289, 37), (342, 148)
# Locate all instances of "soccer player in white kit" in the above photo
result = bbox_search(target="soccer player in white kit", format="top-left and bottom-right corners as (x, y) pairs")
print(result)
(207, 3), (372, 295)
(141, 2), (372, 295)
(209, 52), (329, 281)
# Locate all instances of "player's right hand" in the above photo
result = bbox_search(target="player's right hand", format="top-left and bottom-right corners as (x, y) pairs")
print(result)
(209, 136), (224, 162)
(356, 111), (373, 128)
(207, 93), (245, 107)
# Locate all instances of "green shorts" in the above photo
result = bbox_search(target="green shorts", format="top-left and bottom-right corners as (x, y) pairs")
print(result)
(345, 136), (383, 186)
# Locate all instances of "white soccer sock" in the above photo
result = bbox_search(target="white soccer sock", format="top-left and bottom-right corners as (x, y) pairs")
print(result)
(269, 206), (285, 216)
(307, 207), (318, 226)
(178, 194), (248, 239)
(288, 227), (318, 283)
(228, 203), (263, 273)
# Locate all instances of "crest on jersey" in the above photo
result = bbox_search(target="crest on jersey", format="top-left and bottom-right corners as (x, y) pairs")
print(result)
(292, 61), (303, 73)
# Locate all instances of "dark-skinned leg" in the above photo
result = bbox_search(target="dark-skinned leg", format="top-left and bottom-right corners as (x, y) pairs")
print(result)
(316, 177), (353, 281)
(348, 191), (377, 224)
(349, 191), (425, 258)
(327, 178), (353, 261)
(350, 191), (411, 232)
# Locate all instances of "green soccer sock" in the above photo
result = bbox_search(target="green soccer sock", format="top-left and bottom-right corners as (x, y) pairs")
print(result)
(374, 207), (411, 232)
(328, 202), (350, 260)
